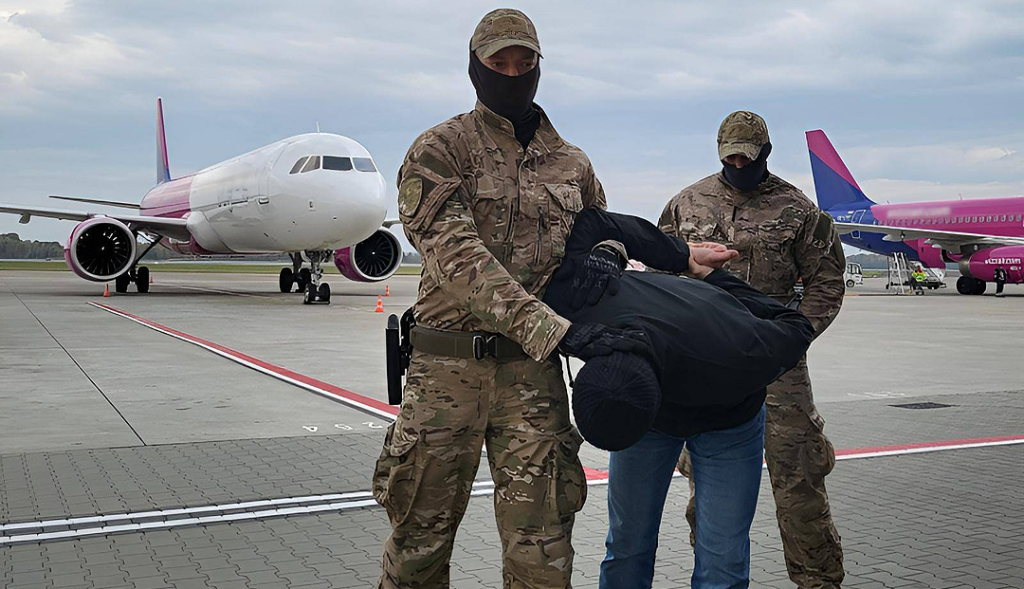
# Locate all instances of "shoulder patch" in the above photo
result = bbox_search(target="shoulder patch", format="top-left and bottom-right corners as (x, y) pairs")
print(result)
(398, 177), (423, 218)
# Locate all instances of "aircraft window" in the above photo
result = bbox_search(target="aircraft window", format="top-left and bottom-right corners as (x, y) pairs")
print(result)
(353, 157), (377, 172)
(323, 156), (353, 171)
(289, 157), (309, 174)
(1001, 215), (1007, 222)
(301, 156), (321, 173)
(986, 215), (993, 222)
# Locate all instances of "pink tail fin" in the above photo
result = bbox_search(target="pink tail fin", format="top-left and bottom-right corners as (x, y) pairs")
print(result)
(156, 97), (171, 184)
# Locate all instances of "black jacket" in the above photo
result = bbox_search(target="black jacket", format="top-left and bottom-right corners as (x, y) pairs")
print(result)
(544, 208), (814, 438)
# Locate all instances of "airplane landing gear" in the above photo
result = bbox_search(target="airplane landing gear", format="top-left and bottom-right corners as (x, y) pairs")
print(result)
(115, 266), (150, 294)
(281, 253), (314, 293)
(956, 276), (987, 295)
(279, 267), (294, 293)
(136, 266), (150, 293)
(301, 249), (332, 305)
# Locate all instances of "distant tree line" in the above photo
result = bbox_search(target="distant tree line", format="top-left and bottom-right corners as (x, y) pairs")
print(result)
(0, 233), (65, 259)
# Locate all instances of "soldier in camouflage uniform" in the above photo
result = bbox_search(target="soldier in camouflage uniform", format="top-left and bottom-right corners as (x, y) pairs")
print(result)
(373, 9), (602, 589)
(659, 111), (847, 589)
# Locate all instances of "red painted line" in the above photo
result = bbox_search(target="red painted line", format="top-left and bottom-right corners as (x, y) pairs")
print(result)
(580, 434), (1024, 482)
(834, 434), (1024, 458)
(88, 302), (398, 420)
(87, 302), (1023, 483)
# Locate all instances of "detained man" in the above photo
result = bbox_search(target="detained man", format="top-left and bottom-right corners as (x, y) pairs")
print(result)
(542, 208), (816, 589)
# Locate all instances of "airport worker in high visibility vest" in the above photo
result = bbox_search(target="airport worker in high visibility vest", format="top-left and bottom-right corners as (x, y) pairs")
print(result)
(912, 267), (928, 289)
(659, 111), (847, 589)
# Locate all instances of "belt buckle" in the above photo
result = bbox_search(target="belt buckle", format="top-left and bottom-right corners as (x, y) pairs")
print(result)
(473, 335), (498, 360)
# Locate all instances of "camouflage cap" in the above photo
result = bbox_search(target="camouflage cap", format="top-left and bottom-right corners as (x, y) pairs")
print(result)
(470, 8), (542, 59)
(717, 111), (770, 161)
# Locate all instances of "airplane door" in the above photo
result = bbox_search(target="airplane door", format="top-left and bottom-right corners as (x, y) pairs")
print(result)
(851, 209), (865, 240)
(257, 144), (285, 212)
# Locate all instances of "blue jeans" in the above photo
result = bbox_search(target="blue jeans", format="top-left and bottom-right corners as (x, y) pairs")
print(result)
(599, 405), (765, 589)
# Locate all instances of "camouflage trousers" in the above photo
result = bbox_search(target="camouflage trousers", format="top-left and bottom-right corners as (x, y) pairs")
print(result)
(680, 358), (844, 588)
(373, 350), (588, 589)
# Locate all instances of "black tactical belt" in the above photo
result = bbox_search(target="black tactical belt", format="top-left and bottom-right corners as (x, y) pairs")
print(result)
(409, 326), (526, 361)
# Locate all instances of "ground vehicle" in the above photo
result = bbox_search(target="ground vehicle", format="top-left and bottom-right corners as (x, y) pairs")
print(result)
(845, 263), (863, 288)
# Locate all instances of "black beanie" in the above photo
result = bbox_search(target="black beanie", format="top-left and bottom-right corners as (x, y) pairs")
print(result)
(572, 352), (661, 452)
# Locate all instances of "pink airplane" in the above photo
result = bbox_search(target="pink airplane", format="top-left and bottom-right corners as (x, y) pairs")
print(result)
(0, 99), (403, 304)
(807, 130), (1024, 295)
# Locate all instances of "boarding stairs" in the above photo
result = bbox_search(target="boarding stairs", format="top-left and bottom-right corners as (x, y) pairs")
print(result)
(886, 253), (912, 295)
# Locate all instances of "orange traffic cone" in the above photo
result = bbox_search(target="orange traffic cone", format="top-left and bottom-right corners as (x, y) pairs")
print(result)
(103, 284), (110, 297)
(149, 274), (154, 284)
(384, 285), (390, 297)
(374, 296), (384, 313)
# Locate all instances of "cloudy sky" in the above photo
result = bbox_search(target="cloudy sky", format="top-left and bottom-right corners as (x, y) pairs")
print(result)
(2, 0), (1023, 253)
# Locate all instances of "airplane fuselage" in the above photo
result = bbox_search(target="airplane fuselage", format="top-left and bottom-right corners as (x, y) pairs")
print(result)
(828, 196), (1024, 269)
(142, 133), (387, 256)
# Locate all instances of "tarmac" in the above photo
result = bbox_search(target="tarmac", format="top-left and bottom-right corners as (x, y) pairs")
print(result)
(1, 268), (1022, 588)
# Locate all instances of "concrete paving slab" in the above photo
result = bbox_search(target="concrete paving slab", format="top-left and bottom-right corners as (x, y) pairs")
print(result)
(1, 268), (1023, 587)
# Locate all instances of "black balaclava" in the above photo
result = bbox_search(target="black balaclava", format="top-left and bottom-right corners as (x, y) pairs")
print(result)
(469, 51), (541, 148)
(722, 142), (772, 193)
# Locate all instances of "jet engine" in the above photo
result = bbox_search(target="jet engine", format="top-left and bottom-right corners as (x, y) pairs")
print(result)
(958, 245), (1024, 282)
(64, 217), (137, 282)
(334, 229), (402, 282)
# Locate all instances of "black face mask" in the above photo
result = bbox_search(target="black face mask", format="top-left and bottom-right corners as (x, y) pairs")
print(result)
(469, 52), (541, 147)
(722, 142), (772, 193)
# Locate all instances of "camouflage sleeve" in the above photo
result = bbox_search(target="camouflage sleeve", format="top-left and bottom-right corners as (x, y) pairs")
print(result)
(794, 208), (846, 335)
(657, 199), (680, 237)
(398, 136), (569, 361)
(579, 156), (607, 210)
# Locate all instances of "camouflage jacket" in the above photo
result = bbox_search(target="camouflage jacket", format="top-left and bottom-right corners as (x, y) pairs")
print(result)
(658, 173), (845, 335)
(397, 102), (607, 361)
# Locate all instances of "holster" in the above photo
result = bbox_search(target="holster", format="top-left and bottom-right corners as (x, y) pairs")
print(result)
(385, 309), (414, 405)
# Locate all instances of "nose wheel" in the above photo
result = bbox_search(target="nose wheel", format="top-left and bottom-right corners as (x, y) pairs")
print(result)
(299, 250), (333, 305)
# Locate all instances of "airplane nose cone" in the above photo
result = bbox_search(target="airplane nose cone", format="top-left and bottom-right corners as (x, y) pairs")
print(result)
(325, 173), (387, 244)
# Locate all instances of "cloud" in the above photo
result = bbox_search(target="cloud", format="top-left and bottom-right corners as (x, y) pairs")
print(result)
(2, 0), (1024, 247)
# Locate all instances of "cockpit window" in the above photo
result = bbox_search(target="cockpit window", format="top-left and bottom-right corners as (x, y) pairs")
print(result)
(289, 157), (309, 174)
(353, 157), (377, 172)
(323, 156), (353, 171)
(300, 156), (321, 173)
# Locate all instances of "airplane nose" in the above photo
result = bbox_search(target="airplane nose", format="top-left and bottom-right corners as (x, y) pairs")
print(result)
(325, 174), (386, 241)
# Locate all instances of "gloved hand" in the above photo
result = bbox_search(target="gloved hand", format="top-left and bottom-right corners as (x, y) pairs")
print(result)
(558, 323), (653, 361)
(569, 246), (624, 310)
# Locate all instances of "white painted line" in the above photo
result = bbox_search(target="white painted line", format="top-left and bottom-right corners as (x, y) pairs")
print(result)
(0, 491), (373, 532)
(0, 499), (379, 545)
(3, 434), (1021, 545)
(835, 437), (1024, 460)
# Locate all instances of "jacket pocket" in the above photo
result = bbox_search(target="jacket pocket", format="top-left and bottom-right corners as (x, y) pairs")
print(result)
(544, 183), (584, 259)
(372, 423), (423, 526)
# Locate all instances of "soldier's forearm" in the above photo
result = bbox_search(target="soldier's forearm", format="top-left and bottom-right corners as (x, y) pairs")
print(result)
(797, 290), (843, 335)
(417, 222), (570, 361)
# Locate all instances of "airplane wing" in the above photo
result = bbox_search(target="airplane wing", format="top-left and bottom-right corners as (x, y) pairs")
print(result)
(0, 204), (191, 241)
(835, 221), (1024, 250)
(49, 195), (141, 209)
